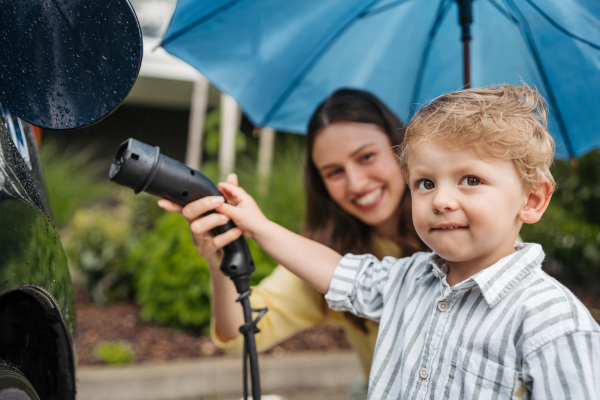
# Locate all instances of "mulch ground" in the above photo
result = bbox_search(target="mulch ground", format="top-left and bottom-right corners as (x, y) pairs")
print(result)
(75, 285), (600, 366)
(75, 297), (351, 366)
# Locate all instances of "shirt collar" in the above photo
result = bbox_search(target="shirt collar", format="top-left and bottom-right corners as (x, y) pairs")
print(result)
(424, 243), (545, 307)
(471, 242), (545, 307)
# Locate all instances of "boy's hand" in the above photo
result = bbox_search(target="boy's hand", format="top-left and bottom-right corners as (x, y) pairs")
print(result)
(216, 182), (270, 240)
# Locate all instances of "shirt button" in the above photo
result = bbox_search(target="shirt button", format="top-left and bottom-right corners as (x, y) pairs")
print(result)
(432, 269), (440, 277)
(438, 301), (448, 312)
(420, 367), (429, 379)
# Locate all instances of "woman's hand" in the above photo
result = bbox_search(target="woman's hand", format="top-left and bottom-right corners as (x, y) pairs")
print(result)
(158, 173), (241, 273)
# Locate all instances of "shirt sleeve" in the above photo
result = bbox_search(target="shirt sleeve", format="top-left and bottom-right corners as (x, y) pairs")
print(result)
(211, 265), (326, 354)
(325, 253), (403, 322)
(524, 330), (600, 399)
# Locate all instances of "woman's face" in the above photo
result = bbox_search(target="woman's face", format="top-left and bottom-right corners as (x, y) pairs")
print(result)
(312, 121), (406, 237)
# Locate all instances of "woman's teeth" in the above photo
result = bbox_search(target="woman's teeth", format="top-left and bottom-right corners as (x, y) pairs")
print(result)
(356, 188), (382, 206)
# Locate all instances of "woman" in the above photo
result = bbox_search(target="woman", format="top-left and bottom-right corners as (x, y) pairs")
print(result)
(158, 88), (427, 398)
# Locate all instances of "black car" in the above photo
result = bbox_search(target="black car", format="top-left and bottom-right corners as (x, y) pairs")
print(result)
(0, 0), (142, 398)
(0, 104), (75, 398)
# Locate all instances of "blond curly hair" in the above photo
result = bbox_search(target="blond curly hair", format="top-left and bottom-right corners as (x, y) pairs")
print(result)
(399, 84), (555, 192)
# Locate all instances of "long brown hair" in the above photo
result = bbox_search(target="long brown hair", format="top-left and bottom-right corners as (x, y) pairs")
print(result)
(303, 88), (426, 257)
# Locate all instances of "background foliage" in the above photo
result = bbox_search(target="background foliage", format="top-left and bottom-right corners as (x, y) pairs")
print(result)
(39, 139), (113, 230)
(125, 211), (213, 332)
(521, 151), (600, 286)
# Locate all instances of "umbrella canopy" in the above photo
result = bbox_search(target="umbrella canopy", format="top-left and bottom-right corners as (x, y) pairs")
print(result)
(160, 0), (600, 159)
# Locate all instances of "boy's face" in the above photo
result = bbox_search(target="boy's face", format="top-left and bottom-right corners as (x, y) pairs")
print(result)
(407, 142), (528, 275)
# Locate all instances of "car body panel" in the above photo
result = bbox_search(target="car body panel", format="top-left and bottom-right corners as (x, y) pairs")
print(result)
(0, 104), (75, 399)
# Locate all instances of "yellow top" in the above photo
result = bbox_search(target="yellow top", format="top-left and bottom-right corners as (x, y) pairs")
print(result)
(210, 235), (402, 383)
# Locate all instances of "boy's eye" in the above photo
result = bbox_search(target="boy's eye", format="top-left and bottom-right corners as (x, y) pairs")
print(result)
(417, 179), (435, 190)
(460, 176), (481, 186)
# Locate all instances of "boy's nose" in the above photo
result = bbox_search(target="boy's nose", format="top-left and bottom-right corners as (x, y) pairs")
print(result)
(432, 188), (458, 213)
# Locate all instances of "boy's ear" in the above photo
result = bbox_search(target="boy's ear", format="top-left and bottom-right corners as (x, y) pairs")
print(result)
(519, 179), (553, 224)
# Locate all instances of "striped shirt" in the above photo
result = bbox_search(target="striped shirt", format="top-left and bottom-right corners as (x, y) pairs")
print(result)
(325, 243), (600, 399)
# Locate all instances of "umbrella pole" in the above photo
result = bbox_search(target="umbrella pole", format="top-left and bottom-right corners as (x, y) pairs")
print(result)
(457, 0), (473, 88)
(463, 38), (471, 89)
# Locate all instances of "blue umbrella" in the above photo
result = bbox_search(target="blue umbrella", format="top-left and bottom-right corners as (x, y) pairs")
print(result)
(160, 0), (600, 159)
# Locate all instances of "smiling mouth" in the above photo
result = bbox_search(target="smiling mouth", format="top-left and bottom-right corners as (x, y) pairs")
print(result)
(433, 225), (467, 231)
(355, 188), (383, 207)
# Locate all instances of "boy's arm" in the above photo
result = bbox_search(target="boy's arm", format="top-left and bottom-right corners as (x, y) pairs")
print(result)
(216, 182), (342, 294)
(524, 331), (600, 398)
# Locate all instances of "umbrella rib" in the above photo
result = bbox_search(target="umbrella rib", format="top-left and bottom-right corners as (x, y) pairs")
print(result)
(488, 0), (518, 24)
(259, 0), (384, 128)
(525, 0), (600, 50)
(159, 0), (242, 47)
(362, 0), (415, 18)
(504, 0), (576, 158)
(409, 0), (453, 117)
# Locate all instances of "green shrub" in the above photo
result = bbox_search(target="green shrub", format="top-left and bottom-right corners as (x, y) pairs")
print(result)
(93, 340), (136, 365)
(125, 212), (213, 332)
(521, 193), (600, 283)
(521, 149), (600, 285)
(39, 138), (113, 229)
(61, 186), (164, 304)
(125, 211), (279, 332)
(62, 189), (136, 304)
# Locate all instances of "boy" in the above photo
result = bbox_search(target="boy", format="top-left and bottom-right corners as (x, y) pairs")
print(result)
(214, 84), (600, 399)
